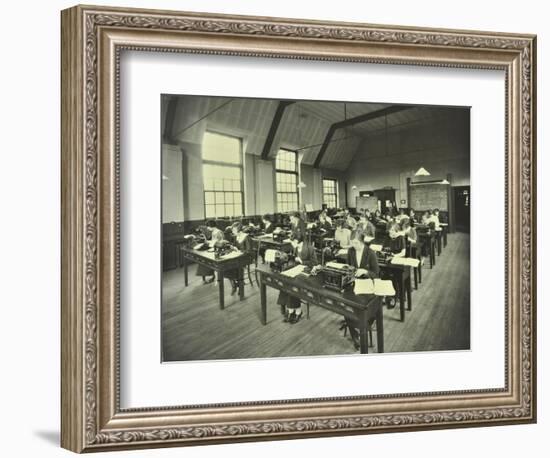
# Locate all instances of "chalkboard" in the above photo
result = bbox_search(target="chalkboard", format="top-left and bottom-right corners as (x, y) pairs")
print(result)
(355, 195), (378, 212)
(410, 183), (448, 211)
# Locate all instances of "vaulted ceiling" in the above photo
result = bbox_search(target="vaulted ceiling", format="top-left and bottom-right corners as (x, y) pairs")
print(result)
(163, 94), (463, 172)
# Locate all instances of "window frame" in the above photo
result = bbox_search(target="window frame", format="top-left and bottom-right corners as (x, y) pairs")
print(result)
(275, 148), (300, 213)
(201, 130), (244, 219)
(322, 177), (338, 209)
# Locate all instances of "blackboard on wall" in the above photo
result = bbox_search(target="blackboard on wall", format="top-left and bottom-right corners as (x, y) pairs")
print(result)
(410, 183), (449, 211)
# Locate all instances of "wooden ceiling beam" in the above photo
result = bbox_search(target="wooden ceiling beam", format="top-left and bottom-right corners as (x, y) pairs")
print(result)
(260, 100), (295, 160)
(313, 104), (413, 168)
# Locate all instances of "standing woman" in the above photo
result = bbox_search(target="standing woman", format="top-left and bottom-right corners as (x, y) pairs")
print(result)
(289, 211), (306, 241)
(225, 221), (253, 295)
(277, 233), (318, 324)
(195, 220), (223, 284)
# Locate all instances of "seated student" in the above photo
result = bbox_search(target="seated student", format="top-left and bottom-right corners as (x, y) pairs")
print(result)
(395, 208), (407, 222)
(225, 222), (253, 295)
(388, 220), (406, 255)
(429, 208), (441, 230)
(342, 231), (380, 348)
(289, 211), (306, 241)
(357, 213), (376, 238)
(195, 220), (223, 284)
(318, 210), (333, 230)
(262, 214), (275, 233)
(421, 210), (432, 226)
(384, 213), (395, 232)
(346, 230), (380, 278)
(277, 234), (318, 324)
(334, 219), (352, 248)
(402, 218), (417, 245)
(346, 214), (358, 231)
(373, 209), (384, 224)
(408, 208), (417, 223)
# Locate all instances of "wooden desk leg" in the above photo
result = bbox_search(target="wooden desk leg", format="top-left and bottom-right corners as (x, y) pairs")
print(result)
(399, 277), (405, 322)
(376, 304), (384, 353)
(413, 267), (418, 290)
(437, 235), (442, 255)
(431, 241), (436, 267)
(359, 311), (369, 354)
(183, 257), (188, 287)
(218, 271), (225, 310)
(418, 260), (422, 283)
(406, 276), (412, 311)
(239, 267), (245, 301)
(260, 282), (267, 325)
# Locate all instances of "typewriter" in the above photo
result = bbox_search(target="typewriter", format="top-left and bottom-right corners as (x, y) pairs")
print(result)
(213, 241), (234, 259)
(273, 230), (290, 244)
(268, 250), (290, 273)
(320, 263), (356, 292)
(243, 224), (263, 237)
(321, 239), (341, 263)
(376, 247), (394, 265)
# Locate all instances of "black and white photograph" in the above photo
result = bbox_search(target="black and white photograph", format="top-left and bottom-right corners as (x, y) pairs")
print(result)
(161, 94), (471, 362)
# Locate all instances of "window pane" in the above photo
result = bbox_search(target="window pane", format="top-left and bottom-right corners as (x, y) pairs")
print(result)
(225, 193), (234, 203)
(203, 131), (242, 164)
(216, 204), (224, 216)
(225, 204), (234, 217)
(205, 205), (215, 218)
(234, 193), (242, 203)
(205, 192), (215, 204)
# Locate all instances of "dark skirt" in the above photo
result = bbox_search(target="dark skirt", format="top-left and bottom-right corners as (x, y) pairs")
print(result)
(277, 291), (301, 309)
(196, 264), (214, 277)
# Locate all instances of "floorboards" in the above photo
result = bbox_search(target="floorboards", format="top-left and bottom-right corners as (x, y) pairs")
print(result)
(162, 233), (470, 361)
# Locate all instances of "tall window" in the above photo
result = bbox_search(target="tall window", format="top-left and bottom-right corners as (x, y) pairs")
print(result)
(202, 131), (243, 218)
(323, 178), (338, 209)
(275, 149), (299, 212)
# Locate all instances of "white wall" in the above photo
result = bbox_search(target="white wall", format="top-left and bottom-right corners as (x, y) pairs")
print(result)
(345, 108), (470, 207)
(0, 1), (546, 458)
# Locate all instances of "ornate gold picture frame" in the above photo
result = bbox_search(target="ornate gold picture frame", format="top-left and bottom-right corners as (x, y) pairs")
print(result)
(61, 4), (536, 453)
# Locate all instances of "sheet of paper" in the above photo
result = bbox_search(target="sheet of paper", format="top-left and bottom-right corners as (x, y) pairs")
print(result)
(373, 279), (396, 296)
(282, 265), (306, 278)
(336, 248), (349, 256)
(354, 279), (375, 295)
(264, 249), (277, 263)
(391, 257), (420, 268)
(370, 244), (383, 252)
(364, 236), (375, 243)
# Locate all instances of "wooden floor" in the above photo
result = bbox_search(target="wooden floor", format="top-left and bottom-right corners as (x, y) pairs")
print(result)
(162, 233), (470, 361)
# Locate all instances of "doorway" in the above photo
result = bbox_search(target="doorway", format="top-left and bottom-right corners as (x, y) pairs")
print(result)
(452, 186), (470, 233)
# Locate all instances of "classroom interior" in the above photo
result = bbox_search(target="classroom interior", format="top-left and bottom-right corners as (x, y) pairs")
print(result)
(161, 95), (471, 362)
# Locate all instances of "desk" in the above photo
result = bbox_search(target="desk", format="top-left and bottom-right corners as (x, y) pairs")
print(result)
(180, 247), (252, 310)
(252, 234), (294, 255)
(440, 223), (448, 247)
(334, 245), (413, 322)
(418, 232), (436, 268)
(435, 228), (443, 256)
(379, 262), (412, 322)
(409, 240), (423, 289)
(257, 267), (383, 354)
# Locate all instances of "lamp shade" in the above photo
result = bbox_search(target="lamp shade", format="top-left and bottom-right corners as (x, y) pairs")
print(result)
(414, 167), (431, 176)
(440, 179), (450, 185)
(298, 181), (307, 188)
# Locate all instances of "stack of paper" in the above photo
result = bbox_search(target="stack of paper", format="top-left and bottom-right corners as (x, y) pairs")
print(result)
(373, 279), (396, 296)
(265, 249), (277, 263)
(337, 248), (349, 256)
(370, 244), (383, 252)
(282, 265), (306, 278)
(354, 279), (375, 295)
(391, 257), (420, 268)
